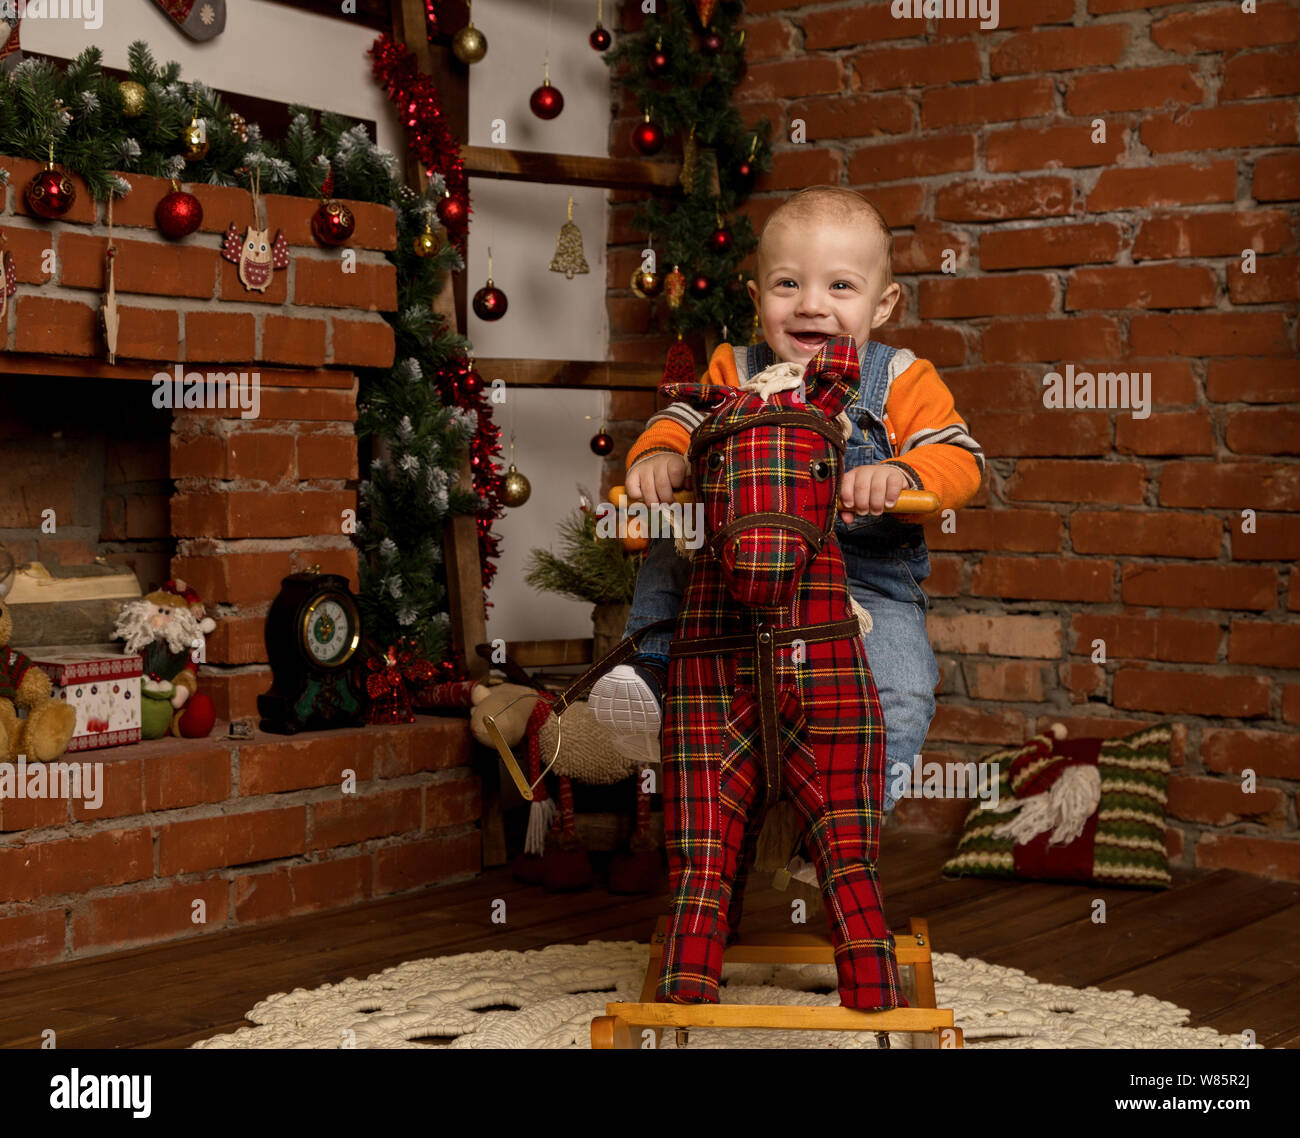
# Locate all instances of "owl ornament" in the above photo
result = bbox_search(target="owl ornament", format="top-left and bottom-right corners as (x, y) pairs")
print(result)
(221, 223), (289, 293)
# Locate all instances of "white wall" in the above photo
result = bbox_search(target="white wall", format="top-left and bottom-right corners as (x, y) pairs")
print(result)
(466, 0), (611, 649)
(30, 0), (614, 649)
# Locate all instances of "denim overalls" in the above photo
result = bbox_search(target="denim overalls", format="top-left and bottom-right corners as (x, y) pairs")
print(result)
(626, 339), (940, 808)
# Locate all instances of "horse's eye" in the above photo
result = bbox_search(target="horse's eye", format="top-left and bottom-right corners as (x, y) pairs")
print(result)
(811, 459), (831, 481)
(707, 451), (724, 472)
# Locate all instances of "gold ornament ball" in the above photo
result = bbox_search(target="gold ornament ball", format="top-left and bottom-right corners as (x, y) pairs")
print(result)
(453, 24), (488, 64)
(631, 268), (663, 299)
(182, 120), (210, 162)
(119, 80), (147, 118)
(413, 226), (440, 258)
(501, 464), (531, 508)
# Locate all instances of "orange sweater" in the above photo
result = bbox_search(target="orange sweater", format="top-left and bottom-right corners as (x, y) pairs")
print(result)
(626, 343), (985, 518)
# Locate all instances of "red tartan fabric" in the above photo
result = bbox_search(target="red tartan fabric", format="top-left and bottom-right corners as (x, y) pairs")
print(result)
(656, 336), (907, 1011)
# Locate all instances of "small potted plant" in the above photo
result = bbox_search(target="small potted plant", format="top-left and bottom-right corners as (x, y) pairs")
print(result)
(524, 488), (640, 660)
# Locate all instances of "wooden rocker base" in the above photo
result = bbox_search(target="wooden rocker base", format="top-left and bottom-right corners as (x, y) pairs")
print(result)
(591, 916), (963, 1049)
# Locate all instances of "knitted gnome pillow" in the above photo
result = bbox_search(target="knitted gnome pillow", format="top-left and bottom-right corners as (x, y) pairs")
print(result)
(942, 723), (1173, 889)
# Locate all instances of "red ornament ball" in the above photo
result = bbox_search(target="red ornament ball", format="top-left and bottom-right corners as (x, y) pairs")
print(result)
(589, 25), (611, 51)
(647, 49), (669, 76)
(25, 168), (76, 219)
(155, 188), (203, 239)
(529, 81), (564, 120)
(437, 194), (467, 228)
(312, 199), (355, 246)
(590, 431), (614, 456)
(702, 31), (725, 55)
(689, 274), (712, 299)
(632, 119), (664, 156)
(737, 159), (756, 183)
(473, 282), (508, 321)
(709, 227), (734, 254)
(175, 693), (216, 739)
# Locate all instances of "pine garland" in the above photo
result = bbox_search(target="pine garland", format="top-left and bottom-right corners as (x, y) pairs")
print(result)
(524, 507), (639, 607)
(603, 1), (773, 345)
(0, 42), (496, 671)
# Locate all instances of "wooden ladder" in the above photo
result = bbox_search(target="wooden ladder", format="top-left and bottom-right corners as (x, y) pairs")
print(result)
(590, 916), (963, 1049)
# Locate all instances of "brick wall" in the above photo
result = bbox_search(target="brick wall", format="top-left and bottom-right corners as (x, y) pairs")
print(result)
(605, 2), (1300, 880)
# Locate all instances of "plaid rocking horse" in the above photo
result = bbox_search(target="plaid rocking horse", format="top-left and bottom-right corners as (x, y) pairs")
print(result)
(654, 335), (908, 1011)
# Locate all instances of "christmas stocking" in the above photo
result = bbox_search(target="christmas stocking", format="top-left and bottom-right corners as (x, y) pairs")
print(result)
(0, 13), (21, 72)
(150, 0), (227, 41)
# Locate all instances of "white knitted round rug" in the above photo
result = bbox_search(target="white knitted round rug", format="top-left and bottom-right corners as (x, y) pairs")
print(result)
(192, 941), (1254, 1050)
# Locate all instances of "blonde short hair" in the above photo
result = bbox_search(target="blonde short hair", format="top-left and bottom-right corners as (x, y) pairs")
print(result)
(757, 186), (894, 288)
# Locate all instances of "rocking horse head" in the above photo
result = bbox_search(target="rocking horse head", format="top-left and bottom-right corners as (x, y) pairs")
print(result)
(662, 336), (860, 608)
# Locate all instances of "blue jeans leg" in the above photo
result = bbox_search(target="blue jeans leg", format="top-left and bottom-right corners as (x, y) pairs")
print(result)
(622, 537), (690, 659)
(848, 588), (938, 814)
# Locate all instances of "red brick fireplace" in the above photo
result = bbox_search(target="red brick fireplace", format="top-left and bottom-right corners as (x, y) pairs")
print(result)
(0, 158), (482, 970)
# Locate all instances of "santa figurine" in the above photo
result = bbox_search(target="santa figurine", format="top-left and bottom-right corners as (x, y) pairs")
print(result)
(114, 579), (217, 739)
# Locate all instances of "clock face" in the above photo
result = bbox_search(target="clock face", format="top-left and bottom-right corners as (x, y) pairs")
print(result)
(302, 594), (358, 668)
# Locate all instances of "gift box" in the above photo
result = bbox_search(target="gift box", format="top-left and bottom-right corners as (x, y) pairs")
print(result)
(28, 645), (143, 752)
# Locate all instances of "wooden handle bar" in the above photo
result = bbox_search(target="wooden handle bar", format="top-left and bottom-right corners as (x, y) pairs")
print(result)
(608, 485), (941, 516)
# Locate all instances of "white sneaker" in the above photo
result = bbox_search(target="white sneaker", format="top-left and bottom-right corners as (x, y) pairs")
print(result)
(590, 663), (663, 734)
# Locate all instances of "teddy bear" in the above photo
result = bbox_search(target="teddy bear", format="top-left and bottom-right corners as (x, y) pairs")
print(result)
(469, 682), (661, 895)
(0, 580), (78, 762)
(113, 578), (217, 739)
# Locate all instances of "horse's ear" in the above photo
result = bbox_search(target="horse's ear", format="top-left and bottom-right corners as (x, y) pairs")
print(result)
(660, 382), (740, 409)
(802, 335), (860, 419)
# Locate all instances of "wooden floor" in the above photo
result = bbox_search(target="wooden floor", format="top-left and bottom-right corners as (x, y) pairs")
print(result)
(3, 829), (1298, 1049)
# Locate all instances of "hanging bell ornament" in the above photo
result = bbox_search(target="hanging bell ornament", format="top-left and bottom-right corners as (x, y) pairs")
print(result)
(630, 268), (662, 299)
(24, 160), (76, 220)
(453, 22), (488, 64)
(473, 277), (508, 321)
(182, 116), (209, 162)
(590, 427), (614, 456)
(501, 464), (531, 507)
(590, 23), (611, 51)
(312, 200), (355, 246)
(548, 195), (589, 280)
(632, 112), (664, 157)
(119, 80), (147, 118)
(664, 265), (686, 310)
(529, 78), (564, 120)
(413, 221), (439, 257)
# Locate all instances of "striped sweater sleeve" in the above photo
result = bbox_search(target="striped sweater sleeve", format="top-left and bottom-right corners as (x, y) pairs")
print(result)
(625, 343), (740, 471)
(882, 356), (984, 512)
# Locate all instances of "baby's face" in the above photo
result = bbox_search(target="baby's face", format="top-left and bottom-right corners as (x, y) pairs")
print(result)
(746, 219), (899, 367)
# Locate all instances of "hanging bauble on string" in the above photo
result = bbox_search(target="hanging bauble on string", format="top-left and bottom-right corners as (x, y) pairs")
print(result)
(501, 464), (531, 507)
(590, 24), (611, 51)
(119, 80), (147, 118)
(664, 265), (686, 310)
(530, 78), (564, 120)
(663, 333), (695, 385)
(590, 425), (614, 456)
(548, 194), (589, 280)
(709, 226), (733, 254)
(312, 200), (355, 246)
(474, 249), (507, 320)
(437, 191), (467, 228)
(156, 181), (203, 239)
(647, 37), (669, 76)
(689, 273), (711, 299)
(25, 151), (76, 219)
(702, 29), (725, 55)
(182, 115), (209, 162)
(453, 21), (488, 64)
(737, 135), (759, 187)
(413, 221), (439, 257)
(630, 268), (662, 298)
(632, 112), (664, 156)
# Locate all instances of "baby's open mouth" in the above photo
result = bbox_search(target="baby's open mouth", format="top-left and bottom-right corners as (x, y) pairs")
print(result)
(789, 331), (832, 348)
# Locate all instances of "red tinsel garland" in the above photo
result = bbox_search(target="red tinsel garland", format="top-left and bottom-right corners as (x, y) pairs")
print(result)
(369, 32), (503, 602)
